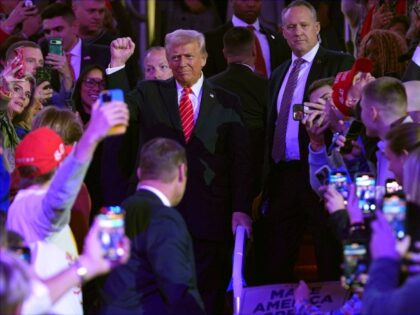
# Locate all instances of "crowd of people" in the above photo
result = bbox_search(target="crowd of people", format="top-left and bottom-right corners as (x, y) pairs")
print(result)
(1, 0), (420, 314)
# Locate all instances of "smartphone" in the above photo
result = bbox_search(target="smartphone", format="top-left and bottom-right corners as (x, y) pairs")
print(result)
(11, 47), (25, 79)
(328, 170), (350, 200)
(355, 173), (376, 217)
(99, 89), (126, 135)
(49, 38), (63, 56)
(98, 206), (125, 261)
(35, 66), (52, 87)
(385, 178), (402, 194)
(99, 89), (124, 104)
(340, 120), (364, 154)
(315, 165), (331, 186)
(342, 242), (369, 290)
(382, 192), (406, 240)
(24, 0), (33, 7)
(292, 104), (308, 121)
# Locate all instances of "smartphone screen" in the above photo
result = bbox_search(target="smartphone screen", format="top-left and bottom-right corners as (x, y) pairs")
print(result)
(342, 242), (368, 290)
(315, 165), (331, 186)
(49, 38), (63, 55)
(385, 178), (402, 194)
(355, 173), (376, 216)
(98, 206), (125, 261)
(340, 120), (363, 154)
(292, 104), (304, 121)
(382, 193), (406, 239)
(328, 170), (350, 200)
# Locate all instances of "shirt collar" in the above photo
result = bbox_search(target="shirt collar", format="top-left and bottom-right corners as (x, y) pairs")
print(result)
(137, 184), (171, 207)
(292, 42), (319, 64)
(68, 38), (82, 58)
(175, 73), (204, 97)
(232, 15), (260, 31)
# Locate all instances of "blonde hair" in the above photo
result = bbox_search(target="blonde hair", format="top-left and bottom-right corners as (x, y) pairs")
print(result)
(165, 29), (207, 58)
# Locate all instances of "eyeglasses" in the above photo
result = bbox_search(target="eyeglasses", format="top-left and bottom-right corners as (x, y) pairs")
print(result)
(82, 78), (106, 89)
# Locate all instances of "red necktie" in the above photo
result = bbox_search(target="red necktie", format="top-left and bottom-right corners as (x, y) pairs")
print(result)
(179, 87), (194, 142)
(271, 58), (305, 162)
(247, 25), (267, 78)
(66, 52), (75, 80)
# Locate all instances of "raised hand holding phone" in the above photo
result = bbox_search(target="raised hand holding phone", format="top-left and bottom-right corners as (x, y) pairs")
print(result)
(99, 89), (128, 135)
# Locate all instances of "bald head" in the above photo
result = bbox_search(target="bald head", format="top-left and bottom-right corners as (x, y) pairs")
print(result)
(404, 80), (420, 122)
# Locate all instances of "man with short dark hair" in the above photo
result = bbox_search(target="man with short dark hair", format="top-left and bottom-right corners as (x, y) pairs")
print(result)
(210, 26), (268, 198)
(100, 138), (205, 315)
(204, 0), (290, 78)
(41, 3), (110, 82)
(260, 0), (354, 283)
(5, 41), (53, 105)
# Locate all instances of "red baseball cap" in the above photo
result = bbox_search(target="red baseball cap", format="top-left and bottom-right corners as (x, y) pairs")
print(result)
(15, 127), (73, 177)
(332, 58), (373, 117)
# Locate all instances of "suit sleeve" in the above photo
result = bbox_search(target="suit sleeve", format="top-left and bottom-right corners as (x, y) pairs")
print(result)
(146, 212), (205, 314)
(229, 96), (254, 214)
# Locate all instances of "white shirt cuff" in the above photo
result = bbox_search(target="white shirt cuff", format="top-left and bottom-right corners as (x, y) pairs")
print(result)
(412, 45), (420, 67)
(106, 65), (125, 75)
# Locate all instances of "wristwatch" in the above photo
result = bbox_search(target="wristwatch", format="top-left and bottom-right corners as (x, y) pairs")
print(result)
(74, 259), (88, 284)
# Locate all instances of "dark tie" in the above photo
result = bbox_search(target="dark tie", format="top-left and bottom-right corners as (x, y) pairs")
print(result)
(247, 25), (267, 78)
(179, 87), (194, 142)
(271, 58), (305, 162)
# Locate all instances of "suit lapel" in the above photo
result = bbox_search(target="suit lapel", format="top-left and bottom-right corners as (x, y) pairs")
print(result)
(304, 47), (327, 100)
(194, 80), (216, 136)
(160, 79), (183, 133)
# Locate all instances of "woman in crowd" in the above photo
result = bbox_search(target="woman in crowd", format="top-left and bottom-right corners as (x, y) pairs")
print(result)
(358, 29), (408, 79)
(0, 65), (36, 170)
(71, 64), (106, 125)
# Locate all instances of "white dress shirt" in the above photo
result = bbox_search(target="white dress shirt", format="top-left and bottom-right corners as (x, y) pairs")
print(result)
(67, 38), (82, 80)
(232, 15), (271, 77)
(276, 43), (320, 161)
(175, 74), (204, 123)
(137, 184), (171, 207)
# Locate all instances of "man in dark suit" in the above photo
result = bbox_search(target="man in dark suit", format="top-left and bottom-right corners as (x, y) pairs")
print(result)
(105, 30), (253, 314)
(209, 26), (268, 198)
(101, 138), (205, 315)
(41, 3), (110, 80)
(204, 0), (290, 78)
(259, 0), (354, 283)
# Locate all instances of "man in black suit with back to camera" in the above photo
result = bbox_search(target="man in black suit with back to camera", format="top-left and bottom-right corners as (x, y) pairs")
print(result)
(101, 138), (205, 315)
(210, 26), (268, 198)
(204, 0), (290, 78)
(259, 0), (354, 284)
(105, 29), (253, 314)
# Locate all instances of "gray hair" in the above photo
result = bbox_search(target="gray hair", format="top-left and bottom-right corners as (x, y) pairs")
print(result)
(281, 0), (318, 25)
(165, 29), (207, 58)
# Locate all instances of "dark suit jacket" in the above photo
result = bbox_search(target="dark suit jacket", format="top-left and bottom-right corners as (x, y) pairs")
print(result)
(209, 63), (268, 195)
(267, 46), (354, 174)
(402, 60), (420, 82)
(203, 21), (290, 77)
(107, 72), (253, 241)
(100, 189), (205, 315)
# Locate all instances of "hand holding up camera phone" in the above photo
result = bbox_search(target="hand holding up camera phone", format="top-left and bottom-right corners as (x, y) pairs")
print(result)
(99, 89), (128, 136)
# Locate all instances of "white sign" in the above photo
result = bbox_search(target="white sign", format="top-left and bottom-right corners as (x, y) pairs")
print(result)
(240, 281), (349, 315)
